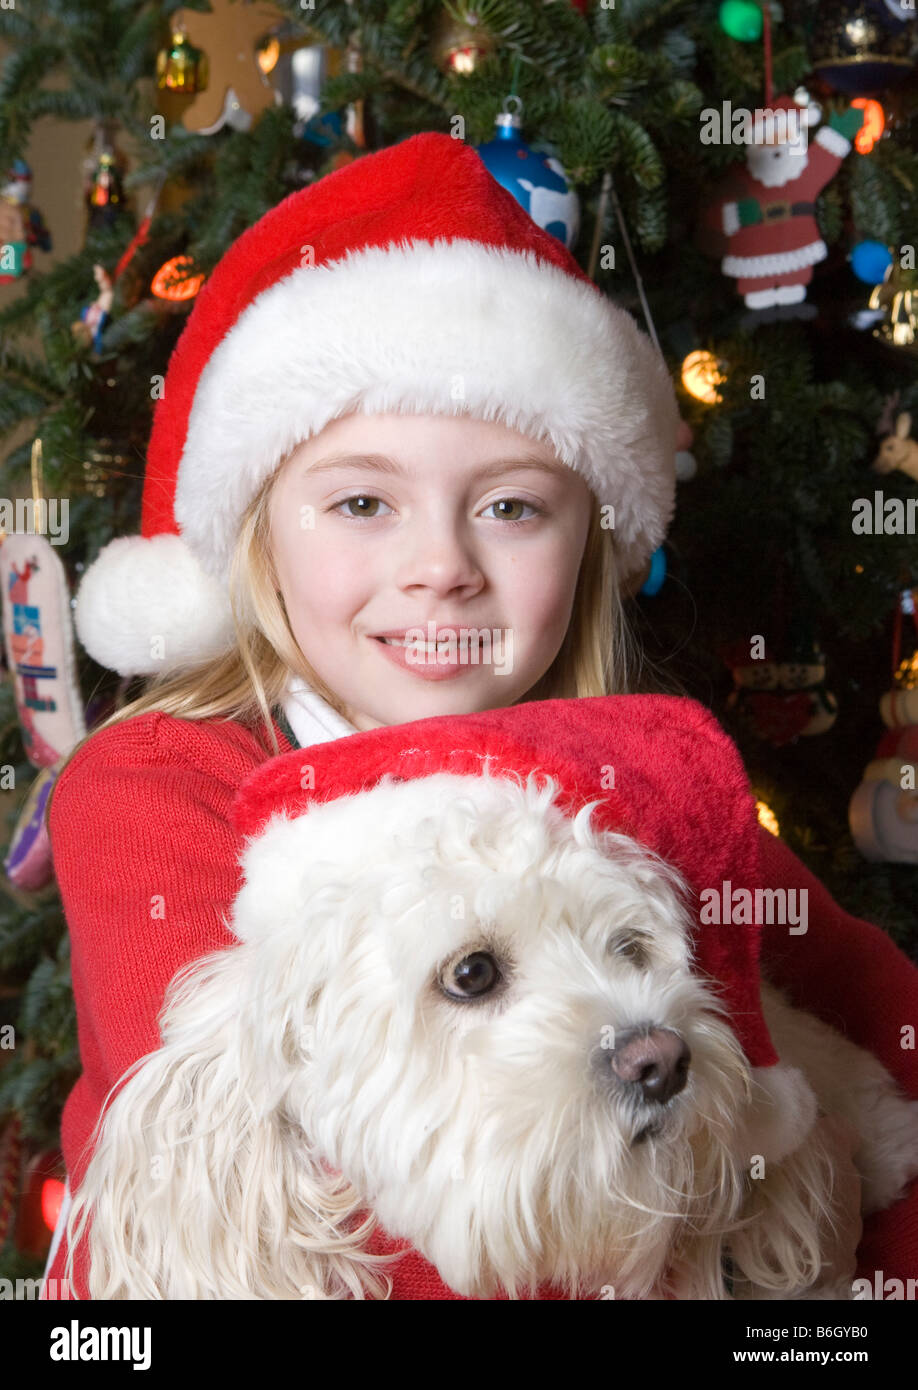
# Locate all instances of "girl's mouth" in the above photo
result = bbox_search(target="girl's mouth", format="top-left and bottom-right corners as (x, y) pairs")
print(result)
(376, 635), (484, 650)
(370, 633), (484, 680)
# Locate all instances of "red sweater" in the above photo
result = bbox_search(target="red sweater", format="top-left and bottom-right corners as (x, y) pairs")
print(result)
(44, 709), (918, 1299)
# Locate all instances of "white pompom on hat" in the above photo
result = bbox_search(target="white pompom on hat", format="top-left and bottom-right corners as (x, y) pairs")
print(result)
(75, 132), (679, 678)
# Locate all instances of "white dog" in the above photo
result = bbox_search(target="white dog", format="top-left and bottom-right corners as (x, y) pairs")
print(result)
(65, 770), (918, 1299)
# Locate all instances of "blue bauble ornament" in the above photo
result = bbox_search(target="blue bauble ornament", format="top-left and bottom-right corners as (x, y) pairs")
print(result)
(640, 547), (667, 597)
(475, 99), (580, 250)
(850, 240), (894, 285)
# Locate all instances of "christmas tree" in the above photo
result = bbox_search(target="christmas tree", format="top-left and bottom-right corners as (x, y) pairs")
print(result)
(1, 0), (917, 1280)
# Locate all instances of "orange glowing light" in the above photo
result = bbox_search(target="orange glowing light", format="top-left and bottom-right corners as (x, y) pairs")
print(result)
(151, 255), (205, 301)
(852, 99), (885, 155)
(681, 350), (726, 405)
(257, 37), (280, 76)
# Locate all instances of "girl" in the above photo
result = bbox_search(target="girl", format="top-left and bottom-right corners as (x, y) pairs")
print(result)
(42, 132), (913, 1299)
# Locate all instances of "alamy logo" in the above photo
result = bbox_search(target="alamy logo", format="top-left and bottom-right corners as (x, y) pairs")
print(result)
(396, 624), (514, 674)
(852, 491), (918, 535)
(699, 101), (807, 149)
(0, 1276), (71, 1299)
(0, 497), (69, 545)
(49, 1319), (151, 1370)
(699, 881), (808, 934)
(852, 1270), (918, 1300)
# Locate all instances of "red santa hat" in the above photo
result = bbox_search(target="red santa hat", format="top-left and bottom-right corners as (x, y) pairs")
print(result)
(231, 694), (817, 1180)
(73, 132), (679, 678)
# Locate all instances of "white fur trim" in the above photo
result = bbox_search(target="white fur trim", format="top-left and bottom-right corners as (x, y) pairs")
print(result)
(74, 532), (236, 677)
(722, 202), (740, 236)
(745, 1064), (819, 1165)
(815, 125), (850, 160)
(173, 239), (679, 588)
(722, 240), (827, 278)
(236, 769), (499, 877)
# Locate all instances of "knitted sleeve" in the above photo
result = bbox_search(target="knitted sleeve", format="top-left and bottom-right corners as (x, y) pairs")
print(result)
(44, 710), (249, 1296)
(757, 825), (918, 1085)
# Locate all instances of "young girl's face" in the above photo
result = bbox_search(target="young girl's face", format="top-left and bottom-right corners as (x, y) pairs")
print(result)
(268, 411), (594, 730)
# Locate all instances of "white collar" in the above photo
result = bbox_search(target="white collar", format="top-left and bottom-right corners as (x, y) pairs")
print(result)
(280, 673), (357, 749)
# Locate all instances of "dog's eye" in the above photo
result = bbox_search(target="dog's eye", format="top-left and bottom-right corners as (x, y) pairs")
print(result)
(440, 950), (501, 1001)
(610, 934), (650, 968)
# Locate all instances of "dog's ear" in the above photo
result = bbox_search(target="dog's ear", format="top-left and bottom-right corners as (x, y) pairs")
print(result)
(64, 943), (393, 1299)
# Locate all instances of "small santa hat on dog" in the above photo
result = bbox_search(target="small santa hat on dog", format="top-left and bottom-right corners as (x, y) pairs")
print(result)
(74, 132), (678, 678)
(231, 694), (817, 1177)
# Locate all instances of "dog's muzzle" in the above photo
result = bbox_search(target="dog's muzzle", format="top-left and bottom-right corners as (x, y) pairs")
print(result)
(607, 1026), (691, 1108)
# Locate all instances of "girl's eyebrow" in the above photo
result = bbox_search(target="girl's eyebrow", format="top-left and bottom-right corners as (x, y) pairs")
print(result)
(304, 453), (567, 479)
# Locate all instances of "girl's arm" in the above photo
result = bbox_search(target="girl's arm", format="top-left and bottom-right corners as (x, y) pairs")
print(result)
(757, 826), (918, 1086)
(757, 825), (918, 1287)
(44, 709), (259, 1296)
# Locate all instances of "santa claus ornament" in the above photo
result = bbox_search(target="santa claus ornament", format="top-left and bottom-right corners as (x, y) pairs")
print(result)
(63, 695), (918, 1300)
(717, 93), (865, 311)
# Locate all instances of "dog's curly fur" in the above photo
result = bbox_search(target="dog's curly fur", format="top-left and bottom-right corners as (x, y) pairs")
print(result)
(65, 771), (918, 1299)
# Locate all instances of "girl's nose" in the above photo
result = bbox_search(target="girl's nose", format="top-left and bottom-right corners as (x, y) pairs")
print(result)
(394, 521), (485, 595)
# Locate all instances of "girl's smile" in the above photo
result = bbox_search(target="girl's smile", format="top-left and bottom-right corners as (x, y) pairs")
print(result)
(370, 624), (513, 681)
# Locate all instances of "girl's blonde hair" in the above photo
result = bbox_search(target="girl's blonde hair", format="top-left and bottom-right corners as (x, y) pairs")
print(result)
(50, 458), (687, 815)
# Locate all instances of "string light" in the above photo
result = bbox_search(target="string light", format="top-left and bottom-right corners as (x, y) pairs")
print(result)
(852, 98), (885, 154)
(756, 800), (781, 837)
(681, 350), (726, 405)
(151, 255), (205, 301)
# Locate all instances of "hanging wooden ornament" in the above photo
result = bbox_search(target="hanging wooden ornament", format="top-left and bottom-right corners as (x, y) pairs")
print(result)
(160, 0), (285, 135)
(707, 6), (867, 312)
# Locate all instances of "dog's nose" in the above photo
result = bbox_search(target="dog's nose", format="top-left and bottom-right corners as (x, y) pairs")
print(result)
(609, 1028), (691, 1105)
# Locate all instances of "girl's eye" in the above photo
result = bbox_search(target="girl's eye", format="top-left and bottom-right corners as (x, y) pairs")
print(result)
(328, 496), (541, 525)
(330, 495), (392, 520)
(482, 498), (541, 525)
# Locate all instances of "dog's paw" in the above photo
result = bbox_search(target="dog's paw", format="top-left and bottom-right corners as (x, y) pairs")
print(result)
(857, 1096), (918, 1214)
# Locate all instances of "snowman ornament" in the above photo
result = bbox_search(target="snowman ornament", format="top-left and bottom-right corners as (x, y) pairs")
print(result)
(720, 93), (864, 311)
